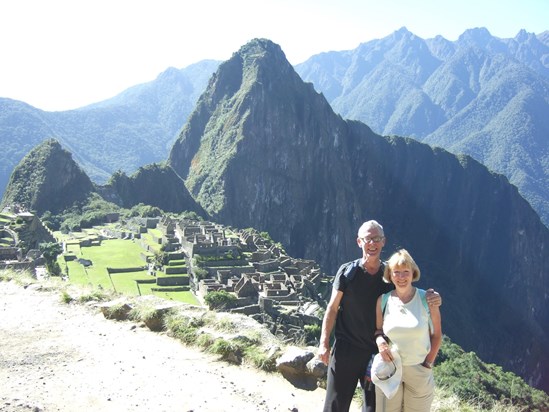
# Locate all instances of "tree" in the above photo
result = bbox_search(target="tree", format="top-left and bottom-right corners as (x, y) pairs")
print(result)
(204, 290), (237, 311)
(39, 242), (63, 276)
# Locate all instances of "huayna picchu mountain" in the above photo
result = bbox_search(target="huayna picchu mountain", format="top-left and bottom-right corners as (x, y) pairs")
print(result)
(169, 39), (549, 392)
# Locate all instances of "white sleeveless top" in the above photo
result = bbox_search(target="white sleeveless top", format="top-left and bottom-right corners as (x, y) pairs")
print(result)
(383, 288), (431, 366)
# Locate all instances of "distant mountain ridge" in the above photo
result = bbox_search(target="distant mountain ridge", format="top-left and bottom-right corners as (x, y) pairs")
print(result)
(0, 59), (220, 197)
(295, 27), (549, 226)
(1, 27), (547, 228)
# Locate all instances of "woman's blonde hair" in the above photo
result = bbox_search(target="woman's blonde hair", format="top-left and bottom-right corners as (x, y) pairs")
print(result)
(383, 248), (421, 283)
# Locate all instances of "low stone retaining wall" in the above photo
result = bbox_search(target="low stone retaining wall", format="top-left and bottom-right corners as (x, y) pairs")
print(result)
(107, 266), (147, 274)
(135, 279), (156, 285)
(151, 286), (189, 292)
(165, 266), (186, 274)
(230, 304), (261, 316)
(0, 261), (35, 271)
(156, 275), (189, 287)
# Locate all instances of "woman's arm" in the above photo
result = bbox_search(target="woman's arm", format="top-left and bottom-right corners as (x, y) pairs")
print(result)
(375, 295), (393, 361)
(423, 304), (442, 367)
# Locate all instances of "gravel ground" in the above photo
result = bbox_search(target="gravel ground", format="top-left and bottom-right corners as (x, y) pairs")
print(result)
(0, 280), (354, 412)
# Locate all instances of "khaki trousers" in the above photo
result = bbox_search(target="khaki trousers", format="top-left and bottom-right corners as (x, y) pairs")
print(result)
(375, 364), (434, 412)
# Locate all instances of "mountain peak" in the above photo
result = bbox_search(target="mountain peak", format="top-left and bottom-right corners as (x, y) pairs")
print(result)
(237, 38), (285, 58)
(457, 27), (493, 46)
(168, 39), (315, 205)
(1, 138), (95, 214)
(392, 26), (414, 40)
(233, 38), (294, 78)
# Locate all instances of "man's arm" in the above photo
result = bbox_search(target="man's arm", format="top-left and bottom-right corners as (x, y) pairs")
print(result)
(425, 288), (442, 307)
(318, 289), (343, 365)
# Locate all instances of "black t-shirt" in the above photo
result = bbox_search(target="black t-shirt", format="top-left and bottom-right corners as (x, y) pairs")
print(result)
(333, 259), (393, 351)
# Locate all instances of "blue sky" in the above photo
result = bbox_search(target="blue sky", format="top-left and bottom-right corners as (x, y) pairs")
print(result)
(0, 0), (547, 111)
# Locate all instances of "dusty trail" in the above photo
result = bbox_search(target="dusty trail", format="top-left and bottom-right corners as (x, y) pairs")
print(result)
(0, 281), (355, 412)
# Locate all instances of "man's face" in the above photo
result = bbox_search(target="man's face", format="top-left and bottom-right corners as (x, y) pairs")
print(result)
(357, 227), (385, 258)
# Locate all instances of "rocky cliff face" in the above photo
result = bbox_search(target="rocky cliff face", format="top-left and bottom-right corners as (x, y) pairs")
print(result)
(1, 139), (95, 214)
(98, 163), (205, 216)
(168, 39), (549, 392)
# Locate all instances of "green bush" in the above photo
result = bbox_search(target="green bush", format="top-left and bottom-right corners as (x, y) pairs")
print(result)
(243, 345), (277, 372)
(164, 314), (205, 345)
(435, 336), (549, 411)
(204, 290), (237, 311)
(208, 338), (242, 363)
(60, 290), (73, 304)
(169, 321), (198, 344)
(193, 267), (208, 280)
(196, 332), (215, 349)
(304, 323), (321, 342)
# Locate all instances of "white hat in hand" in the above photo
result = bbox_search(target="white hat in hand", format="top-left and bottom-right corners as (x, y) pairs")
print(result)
(371, 346), (403, 399)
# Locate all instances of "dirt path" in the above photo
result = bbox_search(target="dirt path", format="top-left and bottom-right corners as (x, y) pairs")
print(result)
(0, 280), (356, 412)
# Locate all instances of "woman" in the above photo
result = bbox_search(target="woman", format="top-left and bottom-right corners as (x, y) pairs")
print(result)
(373, 249), (442, 412)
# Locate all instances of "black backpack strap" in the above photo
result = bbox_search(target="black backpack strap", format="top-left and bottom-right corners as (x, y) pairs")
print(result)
(341, 258), (362, 282)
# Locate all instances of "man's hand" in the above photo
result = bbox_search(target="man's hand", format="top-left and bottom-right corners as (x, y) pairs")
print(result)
(426, 288), (442, 307)
(318, 344), (330, 365)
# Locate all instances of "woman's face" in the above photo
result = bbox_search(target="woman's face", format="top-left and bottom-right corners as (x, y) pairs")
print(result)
(391, 264), (413, 288)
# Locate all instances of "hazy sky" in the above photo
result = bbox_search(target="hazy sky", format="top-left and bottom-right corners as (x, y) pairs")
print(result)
(1, 0), (547, 111)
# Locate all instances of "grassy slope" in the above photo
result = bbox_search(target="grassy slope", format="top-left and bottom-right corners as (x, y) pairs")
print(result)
(55, 230), (198, 305)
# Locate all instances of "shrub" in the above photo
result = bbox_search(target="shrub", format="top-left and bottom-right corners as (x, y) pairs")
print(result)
(193, 267), (208, 280)
(243, 345), (278, 372)
(164, 313), (204, 345)
(60, 290), (73, 304)
(77, 288), (111, 303)
(196, 333), (215, 349)
(304, 323), (321, 343)
(208, 338), (242, 363)
(204, 290), (237, 311)
(435, 336), (549, 411)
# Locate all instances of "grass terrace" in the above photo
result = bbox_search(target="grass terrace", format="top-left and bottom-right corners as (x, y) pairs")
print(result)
(57, 233), (198, 305)
(140, 229), (163, 253)
(0, 213), (14, 224)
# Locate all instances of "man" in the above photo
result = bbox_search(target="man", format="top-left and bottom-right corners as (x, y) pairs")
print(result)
(318, 220), (441, 412)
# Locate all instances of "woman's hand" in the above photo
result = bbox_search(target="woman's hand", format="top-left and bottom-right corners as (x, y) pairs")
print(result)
(376, 337), (393, 361)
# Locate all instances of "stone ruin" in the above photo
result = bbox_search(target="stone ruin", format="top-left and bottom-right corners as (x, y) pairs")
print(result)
(146, 216), (329, 345)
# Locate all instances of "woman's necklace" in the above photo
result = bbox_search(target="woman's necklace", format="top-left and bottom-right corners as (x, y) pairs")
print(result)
(397, 288), (415, 303)
(394, 288), (415, 313)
